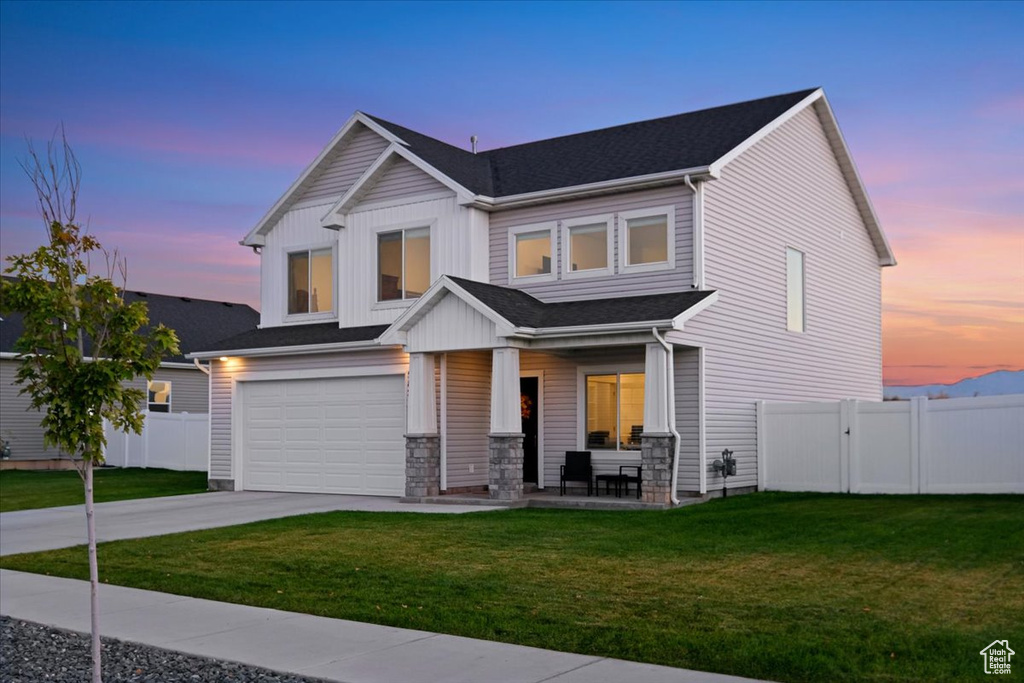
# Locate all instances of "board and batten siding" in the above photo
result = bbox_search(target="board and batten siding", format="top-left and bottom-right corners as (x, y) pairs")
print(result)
(292, 123), (391, 209)
(670, 103), (884, 491)
(355, 158), (449, 208)
(489, 185), (694, 301)
(208, 348), (409, 483)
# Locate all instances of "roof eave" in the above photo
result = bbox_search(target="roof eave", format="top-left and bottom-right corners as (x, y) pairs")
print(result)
(187, 339), (391, 360)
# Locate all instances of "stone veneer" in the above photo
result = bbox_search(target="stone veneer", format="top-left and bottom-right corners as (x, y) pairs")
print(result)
(405, 435), (440, 498)
(488, 433), (524, 501)
(640, 433), (675, 505)
(208, 478), (235, 492)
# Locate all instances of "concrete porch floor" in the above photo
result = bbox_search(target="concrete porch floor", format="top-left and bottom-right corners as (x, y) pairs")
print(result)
(411, 488), (709, 511)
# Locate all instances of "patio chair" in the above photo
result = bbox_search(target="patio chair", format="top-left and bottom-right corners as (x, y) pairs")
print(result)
(560, 451), (593, 496)
(619, 465), (642, 500)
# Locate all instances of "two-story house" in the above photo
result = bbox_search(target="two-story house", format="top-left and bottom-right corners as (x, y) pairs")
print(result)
(189, 87), (895, 504)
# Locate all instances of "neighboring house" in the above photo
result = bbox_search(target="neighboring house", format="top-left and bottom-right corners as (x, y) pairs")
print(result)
(189, 87), (895, 504)
(0, 283), (260, 460)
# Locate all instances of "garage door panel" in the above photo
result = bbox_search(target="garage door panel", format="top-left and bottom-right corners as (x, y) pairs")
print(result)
(242, 375), (405, 496)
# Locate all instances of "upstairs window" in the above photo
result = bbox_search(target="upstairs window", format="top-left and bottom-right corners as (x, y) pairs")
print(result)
(515, 230), (552, 278)
(379, 227), (430, 301)
(288, 248), (333, 315)
(563, 215), (612, 278)
(786, 247), (805, 332)
(619, 206), (675, 273)
(147, 380), (171, 413)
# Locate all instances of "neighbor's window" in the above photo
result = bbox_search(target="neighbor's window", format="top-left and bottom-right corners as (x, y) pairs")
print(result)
(288, 248), (333, 315)
(515, 230), (552, 278)
(585, 372), (645, 451)
(566, 220), (609, 273)
(379, 227), (430, 301)
(147, 380), (172, 413)
(786, 247), (805, 332)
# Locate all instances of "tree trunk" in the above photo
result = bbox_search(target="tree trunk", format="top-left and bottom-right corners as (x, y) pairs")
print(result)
(85, 458), (102, 683)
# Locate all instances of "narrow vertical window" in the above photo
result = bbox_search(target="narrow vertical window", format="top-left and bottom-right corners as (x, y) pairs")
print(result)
(378, 227), (431, 301)
(288, 248), (333, 315)
(787, 247), (805, 332)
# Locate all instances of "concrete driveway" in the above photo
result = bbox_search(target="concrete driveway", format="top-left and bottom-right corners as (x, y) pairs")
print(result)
(0, 491), (505, 556)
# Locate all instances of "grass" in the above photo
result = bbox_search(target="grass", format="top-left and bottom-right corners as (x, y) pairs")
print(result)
(0, 467), (208, 512)
(2, 493), (1022, 682)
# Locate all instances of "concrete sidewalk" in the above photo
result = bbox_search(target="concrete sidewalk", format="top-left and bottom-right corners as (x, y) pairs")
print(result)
(0, 491), (506, 556)
(0, 570), (759, 683)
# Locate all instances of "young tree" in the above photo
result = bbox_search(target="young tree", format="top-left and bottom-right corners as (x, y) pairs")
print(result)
(0, 134), (178, 683)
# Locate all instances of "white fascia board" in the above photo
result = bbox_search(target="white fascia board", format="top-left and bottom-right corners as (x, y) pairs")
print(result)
(241, 112), (405, 246)
(514, 319), (675, 339)
(2, 351), (204, 370)
(670, 291), (718, 328)
(467, 166), (716, 212)
(186, 339), (391, 360)
(812, 98), (897, 267)
(320, 144), (475, 229)
(708, 89), (824, 177)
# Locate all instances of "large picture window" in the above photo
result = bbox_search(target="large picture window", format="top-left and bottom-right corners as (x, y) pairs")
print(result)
(786, 247), (805, 332)
(585, 372), (644, 451)
(147, 380), (171, 413)
(287, 248), (333, 315)
(379, 227), (431, 301)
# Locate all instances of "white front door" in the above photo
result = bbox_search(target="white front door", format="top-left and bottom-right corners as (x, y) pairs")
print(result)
(240, 375), (405, 496)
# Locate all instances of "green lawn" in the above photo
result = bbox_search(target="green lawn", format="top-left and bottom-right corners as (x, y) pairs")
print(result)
(0, 468), (208, 512)
(2, 493), (1021, 682)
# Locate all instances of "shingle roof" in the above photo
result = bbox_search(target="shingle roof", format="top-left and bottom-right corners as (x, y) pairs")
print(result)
(367, 88), (816, 197)
(0, 278), (260, 363)
(447, 277), (714, 328)
(199, 322), (388, 354)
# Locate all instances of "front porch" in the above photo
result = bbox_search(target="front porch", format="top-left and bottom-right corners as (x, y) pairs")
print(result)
(411, 487), (709, 511)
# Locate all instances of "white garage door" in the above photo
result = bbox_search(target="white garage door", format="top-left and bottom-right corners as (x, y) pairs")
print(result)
(241, 375), (406, 496)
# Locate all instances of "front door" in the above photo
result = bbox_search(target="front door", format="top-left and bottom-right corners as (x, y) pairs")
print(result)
(520, 377), (539, 484)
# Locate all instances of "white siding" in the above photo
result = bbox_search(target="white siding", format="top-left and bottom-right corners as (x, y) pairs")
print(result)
(0, 359), (62, 459)
(407, 294), (499, 353)
(260, 204), (339, 328)
(672, 104), (884, 491)
(339, 197), (488, 328)
(209, 348), (408, 482)
(293, 124), (390, 208)
(355, 159), (449, 208)
(489, 186), (694, 300)
(444, 351), (490, 490)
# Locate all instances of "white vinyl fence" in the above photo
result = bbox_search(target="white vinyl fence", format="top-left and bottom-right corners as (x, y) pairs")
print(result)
(758, 394), (1024, 494)
(103, 411), (209, 471)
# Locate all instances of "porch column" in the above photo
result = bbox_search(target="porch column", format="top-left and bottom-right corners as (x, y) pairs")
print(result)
(489, 347), (524, 501)
(642, 342), (674, 505)
(405, 353), (440, 498)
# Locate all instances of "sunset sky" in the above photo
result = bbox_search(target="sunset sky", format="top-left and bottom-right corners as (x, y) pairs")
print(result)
(1, 1), (1021, 386)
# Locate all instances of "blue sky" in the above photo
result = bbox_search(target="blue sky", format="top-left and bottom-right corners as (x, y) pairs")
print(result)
(1, 1), (1021, 383)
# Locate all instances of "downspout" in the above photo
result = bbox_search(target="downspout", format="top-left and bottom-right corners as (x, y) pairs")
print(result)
(684, 175), (704, 289)
(652, 328), (681, 505)
(192, 358), (210, 375)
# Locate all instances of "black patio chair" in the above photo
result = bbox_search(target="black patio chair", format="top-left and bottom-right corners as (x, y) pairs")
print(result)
(619, 465), (642, 500)
(560, 451), (593, 496)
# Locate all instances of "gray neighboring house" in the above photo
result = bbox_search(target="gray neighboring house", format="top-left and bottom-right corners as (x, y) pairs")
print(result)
(0, 283), (260, 461)
(190, 87), (895, 503)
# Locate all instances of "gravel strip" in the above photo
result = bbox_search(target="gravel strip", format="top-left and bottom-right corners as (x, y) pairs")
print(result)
(0, 616), (326, 682)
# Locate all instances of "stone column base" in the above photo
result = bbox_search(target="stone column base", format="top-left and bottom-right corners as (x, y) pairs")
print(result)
(489, 433), (524, 501)
(641, 433), (675, 505)
(405, 434), (440, 498)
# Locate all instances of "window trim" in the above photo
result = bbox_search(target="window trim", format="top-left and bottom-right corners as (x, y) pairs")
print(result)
(786, 246), (806, 333)
(373, 219), (435, 307)
(283, 241), (337, 323)
(561, 214), (614, 280)
(617, 205), (676, 274)
(576, 363), (645, 460)
(508, 222), (557, 284)
(147, 379), (172, 413)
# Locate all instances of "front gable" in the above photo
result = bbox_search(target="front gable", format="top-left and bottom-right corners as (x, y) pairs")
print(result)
(353, 158), (453, 211)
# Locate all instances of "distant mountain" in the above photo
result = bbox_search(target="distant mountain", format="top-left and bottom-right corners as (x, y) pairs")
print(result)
(884, 369), (1024, 399)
